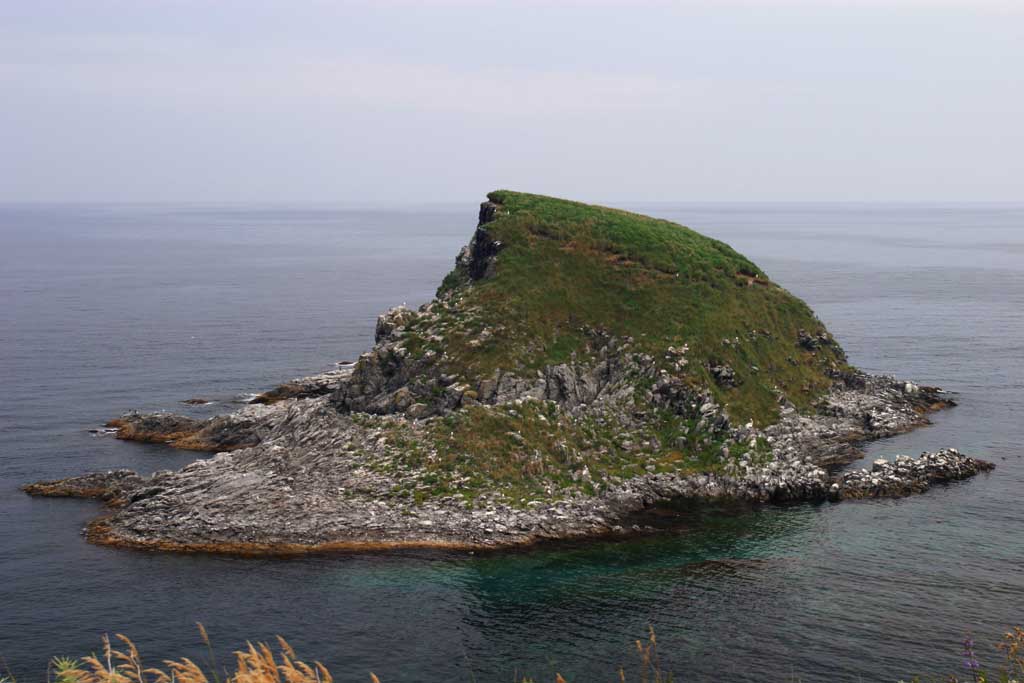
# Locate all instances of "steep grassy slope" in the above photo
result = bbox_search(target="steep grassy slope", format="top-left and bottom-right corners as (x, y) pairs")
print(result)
(419, 190), (846, 426)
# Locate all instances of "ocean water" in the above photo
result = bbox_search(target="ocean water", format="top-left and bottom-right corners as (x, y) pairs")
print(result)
(1, 202), (1022, 682)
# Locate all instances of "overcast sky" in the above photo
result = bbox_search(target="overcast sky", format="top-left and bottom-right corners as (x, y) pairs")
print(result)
(2, 0), (1022, 203)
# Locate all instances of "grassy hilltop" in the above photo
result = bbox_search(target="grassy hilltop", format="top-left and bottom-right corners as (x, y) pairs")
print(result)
(421, 190), (845, 424)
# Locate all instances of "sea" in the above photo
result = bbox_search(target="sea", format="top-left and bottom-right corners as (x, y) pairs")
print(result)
(1, 202), (1022, 682)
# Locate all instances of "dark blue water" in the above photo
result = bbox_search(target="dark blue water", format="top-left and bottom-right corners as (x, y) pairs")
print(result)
(2, 203), (1022, 682)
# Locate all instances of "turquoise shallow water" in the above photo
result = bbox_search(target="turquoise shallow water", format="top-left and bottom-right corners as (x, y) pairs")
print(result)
(1, 202), (1021, 681)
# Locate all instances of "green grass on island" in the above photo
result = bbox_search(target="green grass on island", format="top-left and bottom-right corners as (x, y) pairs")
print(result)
(360, 191), (850, 506)
(429, 190), (847, 424)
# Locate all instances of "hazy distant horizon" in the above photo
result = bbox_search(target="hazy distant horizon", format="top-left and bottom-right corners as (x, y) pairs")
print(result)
(4, 197), (1024, 208)
(3, 0), (1022, 204)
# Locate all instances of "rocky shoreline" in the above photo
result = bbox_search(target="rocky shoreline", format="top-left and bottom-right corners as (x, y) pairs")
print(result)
(24, 366), (991, 554)
(22, 194), (995, 555)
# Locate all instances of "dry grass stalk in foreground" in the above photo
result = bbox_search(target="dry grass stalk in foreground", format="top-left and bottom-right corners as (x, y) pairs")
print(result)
(40, 624), (670, 683)
(15, 622), (1024, 683)
(48, 626), (333, 683)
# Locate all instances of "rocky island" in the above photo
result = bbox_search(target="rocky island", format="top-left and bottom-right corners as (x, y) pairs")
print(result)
(25, 191), (993, 553)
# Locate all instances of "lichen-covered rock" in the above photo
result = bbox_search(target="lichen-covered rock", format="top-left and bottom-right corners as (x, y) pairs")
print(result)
(374, 306), (417, 344)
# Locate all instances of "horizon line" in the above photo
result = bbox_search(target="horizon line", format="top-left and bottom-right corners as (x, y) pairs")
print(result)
(2, 198), (1023, 208)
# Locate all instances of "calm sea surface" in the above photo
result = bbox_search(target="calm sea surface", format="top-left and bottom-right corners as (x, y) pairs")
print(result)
(1, 203), (1022, 682)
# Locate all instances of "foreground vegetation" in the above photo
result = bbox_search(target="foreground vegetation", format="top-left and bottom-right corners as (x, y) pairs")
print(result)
(7, 625), (1023, 682)
(4, 626), (670, 683)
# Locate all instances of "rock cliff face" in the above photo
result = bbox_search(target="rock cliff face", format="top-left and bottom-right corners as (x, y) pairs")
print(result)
(25, 192), (991, 553)
(458, 199), (505, 280)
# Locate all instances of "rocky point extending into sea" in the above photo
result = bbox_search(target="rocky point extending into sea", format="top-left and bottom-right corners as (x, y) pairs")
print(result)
(24, 191), (993, 554)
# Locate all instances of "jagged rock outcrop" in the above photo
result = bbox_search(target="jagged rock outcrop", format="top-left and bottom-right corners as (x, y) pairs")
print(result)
(107, 403), (294, 451)
(765, 373), (955, 467)
(455, 200), (506, 281)
(837, 449), (993, 498)
(334, 339), (447, 416)
(248, 366), (353, 405)
(335, 314), (646, 418)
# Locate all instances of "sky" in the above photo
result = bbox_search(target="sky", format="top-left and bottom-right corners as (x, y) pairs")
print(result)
(2, 0), (1022, 204)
